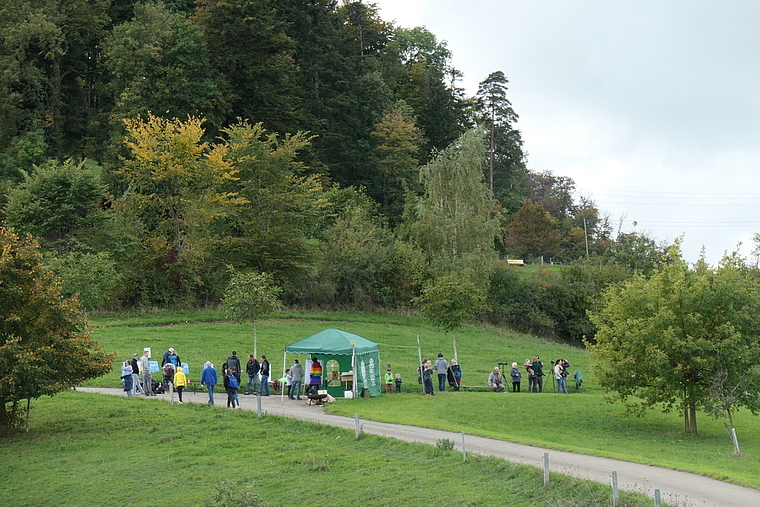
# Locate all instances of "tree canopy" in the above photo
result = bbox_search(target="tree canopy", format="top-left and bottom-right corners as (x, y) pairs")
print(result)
(588, 246), (760, 434)
(0, 228), (113, 433)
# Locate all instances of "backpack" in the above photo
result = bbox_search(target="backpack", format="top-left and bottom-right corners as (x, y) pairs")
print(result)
(228, 375), (239, 389)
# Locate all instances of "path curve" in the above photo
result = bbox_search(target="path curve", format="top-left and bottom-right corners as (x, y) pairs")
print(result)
(77, 387), (760, 507)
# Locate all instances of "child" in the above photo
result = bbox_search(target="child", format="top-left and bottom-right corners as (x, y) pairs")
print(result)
(384, 367), (394, 394)
(394, 373), (402, 393)
(173, 365), (187, 403)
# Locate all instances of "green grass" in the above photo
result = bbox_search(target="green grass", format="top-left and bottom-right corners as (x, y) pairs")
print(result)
(78, 309), (760, 490)
(0, 391), (666, 507)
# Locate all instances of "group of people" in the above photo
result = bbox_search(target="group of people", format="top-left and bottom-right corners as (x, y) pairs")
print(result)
(418, 353), (463, 395)
(119, 348), (188, 401)
(487, 357), (575, 393)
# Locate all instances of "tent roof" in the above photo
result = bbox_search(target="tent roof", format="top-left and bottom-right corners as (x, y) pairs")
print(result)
(285, 328), (378, 355)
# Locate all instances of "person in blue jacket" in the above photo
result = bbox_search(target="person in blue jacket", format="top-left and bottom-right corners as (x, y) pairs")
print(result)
(200, 361), (218, 405)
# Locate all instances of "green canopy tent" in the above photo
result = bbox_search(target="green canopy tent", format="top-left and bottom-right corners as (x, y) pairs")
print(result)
(284, 328), (381, 398)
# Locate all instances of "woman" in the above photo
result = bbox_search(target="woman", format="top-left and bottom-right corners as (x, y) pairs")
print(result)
(309, 358), (323, 394)
(120, 361), (133, 397)
(420, 359), (434, 395)
(510, 362), (522, 392)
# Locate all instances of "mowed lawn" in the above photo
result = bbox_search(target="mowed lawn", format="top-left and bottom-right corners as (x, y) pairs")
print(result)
(0, 392), (664, 507)
(84, 309), (760, 489)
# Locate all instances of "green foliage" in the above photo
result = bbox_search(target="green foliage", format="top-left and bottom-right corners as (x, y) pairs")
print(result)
(314, 205), (395, 308)
(5, 158), (106, 248)
(222, 270), (283, 324)
(47, 251), (122, 311)
(204, 480), (263, 507)
(0, 228), (113, 433)
(103, 2), (222, 126)
(408, 128), (501, 283)
(435, 438), (455, 451)
(588, 245), (760, 434)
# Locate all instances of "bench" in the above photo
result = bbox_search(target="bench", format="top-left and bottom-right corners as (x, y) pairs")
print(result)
(506, 259), (525, 266)
(461, 385), (493, 391)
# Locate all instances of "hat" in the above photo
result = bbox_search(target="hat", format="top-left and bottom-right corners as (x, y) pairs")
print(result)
(133, 353), (138, 357)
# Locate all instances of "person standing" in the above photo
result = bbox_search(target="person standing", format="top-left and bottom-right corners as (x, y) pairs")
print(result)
(224, 369), (239, 408)
(258, 354), (271, 396)
(161, 347), (175, 367)
(200, 361), (218, 405)
(140, 350), (155, 396)
(308, 357), (322, 394)
(130, 353), (141, 395)
(531, 357), (544, 393)
(434, 353), (448, 392)
(244, 354), (260, 395)
(524, 359), (536, 393)
(289, 359), (304, 400)
(174, 365), (187, 403)
(384, 367), (394, 394)
(420, 359), (434, 395)
(510, 362), (522, 392)
(554, 359), (568, 394)
(394, 373), (403, 393)
(448, 359), (462, 391)
(121, 361), (133, 397)
(224, 351), (242, 385)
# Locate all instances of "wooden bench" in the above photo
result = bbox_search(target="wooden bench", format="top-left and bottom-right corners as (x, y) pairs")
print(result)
(506, 259), (525, 266)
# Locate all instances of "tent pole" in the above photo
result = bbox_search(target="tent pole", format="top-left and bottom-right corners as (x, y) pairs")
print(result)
(281, 351), (287, 400)
(352, 343), (357, 399)
(417, 335), (424, 394)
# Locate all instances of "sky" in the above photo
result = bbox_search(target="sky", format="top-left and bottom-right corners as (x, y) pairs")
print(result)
(371, 0), (760, 265)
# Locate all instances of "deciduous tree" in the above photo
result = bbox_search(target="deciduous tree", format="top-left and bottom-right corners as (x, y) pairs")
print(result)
(588, 246), (760, 434)
(222, 270), (282, 358)
(0, 228), (113, 434)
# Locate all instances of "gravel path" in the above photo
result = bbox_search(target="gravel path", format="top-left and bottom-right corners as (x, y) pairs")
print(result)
(78, 387), (760, 507)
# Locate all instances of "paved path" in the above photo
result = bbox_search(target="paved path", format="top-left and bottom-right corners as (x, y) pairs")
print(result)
(78, 387), (760, 507)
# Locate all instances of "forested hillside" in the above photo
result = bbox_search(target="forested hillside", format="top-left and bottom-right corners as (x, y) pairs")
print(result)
(0, 0), (668, 343)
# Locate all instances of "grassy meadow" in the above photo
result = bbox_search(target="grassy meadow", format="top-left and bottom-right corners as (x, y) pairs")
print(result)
(4, 308), (759, 505)
(0, 391), (662, 507)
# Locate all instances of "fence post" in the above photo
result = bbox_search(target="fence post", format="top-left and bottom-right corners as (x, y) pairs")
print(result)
(654, 489), (662, 507)
(257, 394), (263, 419)
(612, 471), (619, 507)
(543, 453), (550, 486)
(354, 413), (361, 439)
(461, 432), (466, 462)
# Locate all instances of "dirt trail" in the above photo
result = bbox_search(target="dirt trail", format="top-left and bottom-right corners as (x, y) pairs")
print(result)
(77, 387), (760, 507)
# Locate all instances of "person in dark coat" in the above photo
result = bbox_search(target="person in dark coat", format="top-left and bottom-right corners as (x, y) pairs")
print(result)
(224, 351), (242, 384)
(244, 354), (260, 395)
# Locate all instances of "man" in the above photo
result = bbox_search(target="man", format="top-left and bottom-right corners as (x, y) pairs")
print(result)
(554, 359), (569, 394)
(531, 357), (544, 393)
(434, 353), (448, 392)
(200, 361), (218, 405)
(488, 367), (505, 392)
(224, 351), (242, 384)
(161, 347), (173, 367)
(140, 350), (155, 396)
(289, 359), (304, 400)
(245, 354), (260, 395)
(130, 353), (142, 395)
(258, 354), (270, 396)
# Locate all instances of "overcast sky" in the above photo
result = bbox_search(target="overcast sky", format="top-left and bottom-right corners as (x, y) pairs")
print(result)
(372, 0), (760, 265)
